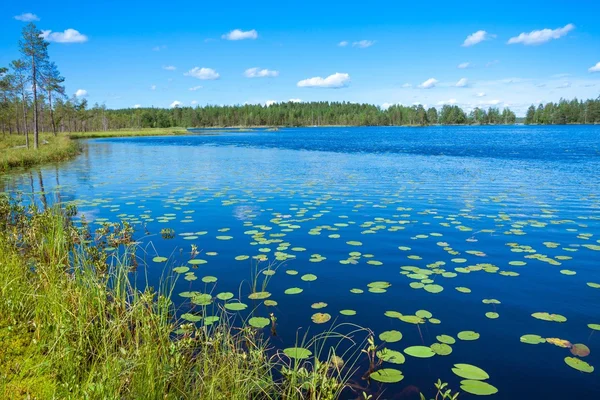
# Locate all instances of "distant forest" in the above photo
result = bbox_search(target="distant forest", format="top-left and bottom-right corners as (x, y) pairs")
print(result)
(524, 98), (600, 125)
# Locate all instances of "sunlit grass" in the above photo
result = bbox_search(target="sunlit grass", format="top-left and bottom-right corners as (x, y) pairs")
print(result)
(67, 127), (189, 138)
(0, 134), (80, 173)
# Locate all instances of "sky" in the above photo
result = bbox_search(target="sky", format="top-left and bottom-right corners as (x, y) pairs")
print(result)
(1, 0), (599, 116)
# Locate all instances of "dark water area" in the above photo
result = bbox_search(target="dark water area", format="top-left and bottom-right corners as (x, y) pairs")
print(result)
(2, 125), (600, 399)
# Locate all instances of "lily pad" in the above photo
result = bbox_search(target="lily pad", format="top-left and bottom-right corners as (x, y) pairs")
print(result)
(457, 331), (480, 341)
(173, 266), (190, 274)
(202, 276), (217, 283)
(520, 334), (546, 345)
(424, 284), (444, 294)
(460, 380), (498, 396)
(369, 368), (404, 383)
(311, 313), (331, 324)
(224, 302), (248, 311)
(152, 256), (168, 263)
(404, 346), (435, 358)
(284, 347), (312, 360)
(570, 344), (590, 357)
(452, 364), (490, 380)
(216, 292), (234, 301)
(379, 330), (403, 343)
(430, 343), (453, 356)
(340, 309), (356, 316)
(284, 287), (303, 295)
(485, 312), (499, 319)
(564, 357), (594, 373)
(436, 335), (456, 345)
(301, 274), (317, 282)
(248, 317), (270, 329)
(376, 349), (405, 364)
(248, 291), (271, 300)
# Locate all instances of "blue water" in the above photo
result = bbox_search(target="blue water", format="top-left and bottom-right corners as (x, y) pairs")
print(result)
(2, 125), (600, 399)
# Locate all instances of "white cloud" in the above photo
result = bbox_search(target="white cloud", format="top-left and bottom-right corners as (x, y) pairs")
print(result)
(222, 29), (258, 40)
(589, 62), (600, 73)
(462, 30), (494, 47)
(244, 67), (279, 78)
(150, 85), (156, 90)
(133, 104), (141, 109)
(476, 92), (486, 97)
(352, 40), (375, 48)
(170, 100), (182, 108)
(437, 99), (457, 106)
(189, 85), (203, 91)
(457, 62), (470, 69)
(288, 98), (302, 103)
(41, 29), (88, 43)
(184, 67), (220, 80)
(191, 100), (198, 105)
(401, 83), (412, 88)
(508, 23), (574, 45)
(74, 89), (88, 97)
(163, 65), (176, 71)
(455, 78), (468, 87)
(418, 78), (438, 89)
(265, 100), (277, 106)
(14, 13), (39, 22)
(297, 72), (350, 88)
(338, 41), (349, 47)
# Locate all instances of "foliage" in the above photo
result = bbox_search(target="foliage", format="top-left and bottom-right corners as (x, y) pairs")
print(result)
(0, 133), (79, 172)
(525, 97), (600, 124)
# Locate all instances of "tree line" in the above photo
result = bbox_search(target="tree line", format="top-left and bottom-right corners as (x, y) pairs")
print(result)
(1, 24), (598, 140)
(524, 98), (600, 125)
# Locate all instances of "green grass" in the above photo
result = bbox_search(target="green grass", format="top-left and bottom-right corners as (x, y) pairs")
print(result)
(0, 196), (368, 399)
(67, 127), (189, 138)
(0, 134), (80, 173)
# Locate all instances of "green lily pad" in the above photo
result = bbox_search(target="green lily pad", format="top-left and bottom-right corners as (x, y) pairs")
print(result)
(224, 302), (248, 311)
(485, 312), (499, 319)
(216, 292), (234, 301)
(457, 331), (480, 341)
(379, 330), (403, 343)
(588, 324), (600, 331)
(284, 287), (303, 295)
(564, 357), (594, 373)
(284, 347), (312, 360)
(416, 310), (433, 319)
(301, 274), (317, 282)
(311, 302), (328, 309)
(248, 291), (271, 300)
(452, 364), (490, 380)
(248, 317), (270, 329)
(188, 259), (207, 265)
(235, 255), (250, 261)
(520, 334), (546, 345)
(311, 313), (331, 324)
(173, 266), (190, 274)
(152, 256), (168, 263)
(424, 284), (444, 294)
(430, 343), (452, 356)
(191, 293), (213, 306)
(202, 276), (217, 283)
(181, 313), (202, 322)
(376, 349), (405, 364)
(404, 346), (435, 358)
(350, 288), (364, 294)
(436, 335), (456, 345)
(532, 312), (567, 322)
(346, 241), (363, 246)
(340, 309), (356, 316)
(460, 380), (498, 396)
(369, 368), (404, 383)
(587, 282), (600, 289)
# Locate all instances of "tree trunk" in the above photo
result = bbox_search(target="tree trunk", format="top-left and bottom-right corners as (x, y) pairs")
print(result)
(21, 90), (29, 149)
(32, 55), (39, 150)
(48, 90), (57, 136)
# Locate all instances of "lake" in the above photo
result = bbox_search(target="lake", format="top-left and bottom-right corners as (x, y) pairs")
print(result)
(2, 125), (600, 399)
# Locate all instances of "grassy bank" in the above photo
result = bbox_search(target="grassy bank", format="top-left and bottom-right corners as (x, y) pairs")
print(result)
(0, 196), (368, 399)
(0, 134), (80, 173)
(67, 127), (189, 139)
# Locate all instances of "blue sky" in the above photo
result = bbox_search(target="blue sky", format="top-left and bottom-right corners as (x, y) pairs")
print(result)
(1, 0), (599, 115)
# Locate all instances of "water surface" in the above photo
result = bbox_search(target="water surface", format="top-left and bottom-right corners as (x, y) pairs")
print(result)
(3, 125), (600, 399)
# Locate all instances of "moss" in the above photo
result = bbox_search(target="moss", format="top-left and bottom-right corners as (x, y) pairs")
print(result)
(0, 323), (57, 399)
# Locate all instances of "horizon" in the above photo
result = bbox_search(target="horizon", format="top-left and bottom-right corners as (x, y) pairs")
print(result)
(1, 1), (600, 117)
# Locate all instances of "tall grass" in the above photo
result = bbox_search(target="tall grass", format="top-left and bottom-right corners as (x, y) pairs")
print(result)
(0, 196), (370, 399)
(0, 134), (80, 173)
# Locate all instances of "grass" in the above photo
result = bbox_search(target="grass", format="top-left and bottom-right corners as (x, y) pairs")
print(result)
(0, 134), (80, 173)
(67, 127), (189, 138)
(0, 195), (370, 399)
